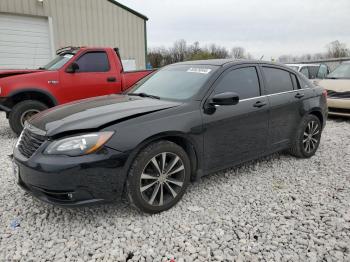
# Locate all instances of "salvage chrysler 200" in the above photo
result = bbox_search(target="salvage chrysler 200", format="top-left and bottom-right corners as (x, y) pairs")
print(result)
(13, 60), (328, 213)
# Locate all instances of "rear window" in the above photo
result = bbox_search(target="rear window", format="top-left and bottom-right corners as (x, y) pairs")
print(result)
(262, 67), (294, 94)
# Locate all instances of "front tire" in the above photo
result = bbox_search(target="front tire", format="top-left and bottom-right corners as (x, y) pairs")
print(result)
(289, 114), (322, 158)
(9, 100), (48, 136)
(126, 141), (191, 214)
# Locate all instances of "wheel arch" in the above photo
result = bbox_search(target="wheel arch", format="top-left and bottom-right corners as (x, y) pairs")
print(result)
(124, 131), (201, 182)
(7, 88), (58, 109)
(308, 109), (324, 127)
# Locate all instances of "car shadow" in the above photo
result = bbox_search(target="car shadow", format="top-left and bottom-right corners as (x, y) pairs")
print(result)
(328, 115), (350, 123)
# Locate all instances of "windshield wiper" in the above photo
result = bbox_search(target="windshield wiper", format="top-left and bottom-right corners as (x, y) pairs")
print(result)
(128, 93), (160, 100)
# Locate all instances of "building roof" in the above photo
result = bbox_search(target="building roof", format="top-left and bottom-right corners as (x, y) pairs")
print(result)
(107, 0), (148, 21)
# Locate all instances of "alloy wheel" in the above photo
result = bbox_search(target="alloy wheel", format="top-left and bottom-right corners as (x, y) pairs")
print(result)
(303, 120), (320, 154)
(140, 152), (186, 207)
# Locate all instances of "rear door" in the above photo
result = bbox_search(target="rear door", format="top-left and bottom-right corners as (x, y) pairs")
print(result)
(59, 50), (121, 103)
(202, 65), (269, 172)
(261, 66), (313, 151)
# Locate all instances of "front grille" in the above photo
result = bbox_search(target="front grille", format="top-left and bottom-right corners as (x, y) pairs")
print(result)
(327, 90), (350, 99)
(17, 128), (46, 158)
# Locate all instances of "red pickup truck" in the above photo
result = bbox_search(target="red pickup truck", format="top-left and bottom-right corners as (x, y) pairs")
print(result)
(0, 47), (154, 135)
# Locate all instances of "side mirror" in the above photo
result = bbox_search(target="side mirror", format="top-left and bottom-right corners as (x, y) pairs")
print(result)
(66, 62), (79, 73)
(210, 92), (240, 106)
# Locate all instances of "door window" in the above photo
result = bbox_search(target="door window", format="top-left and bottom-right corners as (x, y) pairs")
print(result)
(75, 52), (110, 72)
(300, 67), (310, 78)
(317, 64), (329, 79)
(307, 66), (319, 79)
(214, 67), (260, 99)
(262, 67), (294, 94)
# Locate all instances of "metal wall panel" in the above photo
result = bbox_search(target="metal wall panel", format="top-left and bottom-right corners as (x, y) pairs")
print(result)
(0, 0), (146, 69)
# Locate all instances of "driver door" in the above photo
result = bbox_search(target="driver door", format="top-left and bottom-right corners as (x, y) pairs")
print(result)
(59, 51), (121, 103)
(202, 65), (269, 172)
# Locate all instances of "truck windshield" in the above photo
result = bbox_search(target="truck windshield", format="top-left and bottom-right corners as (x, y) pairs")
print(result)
(327, 63), (350, 79)
(129, 65), (218, 101)
(42, 54), (74, 70)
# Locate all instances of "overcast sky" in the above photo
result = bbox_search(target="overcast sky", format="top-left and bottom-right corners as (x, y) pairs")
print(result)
(118, 0), (350, 59)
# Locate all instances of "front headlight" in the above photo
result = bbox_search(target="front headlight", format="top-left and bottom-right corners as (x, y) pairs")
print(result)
(44, 132), (114, 156)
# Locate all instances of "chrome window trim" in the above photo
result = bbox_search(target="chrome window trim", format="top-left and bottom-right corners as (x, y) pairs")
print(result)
(239, 88), (310, 102)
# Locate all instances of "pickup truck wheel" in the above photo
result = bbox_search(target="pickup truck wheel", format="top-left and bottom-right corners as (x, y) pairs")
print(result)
(126, 141), (191, 214)
(9, 100), (48, 136)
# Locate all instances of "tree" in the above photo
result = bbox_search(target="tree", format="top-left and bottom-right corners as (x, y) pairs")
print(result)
(231, 47), (246, 59)
(326, 40), (349, 58)
(171, 39), (187, 63)
(147, 49), (164, 68)
(147, 40), (250, 67)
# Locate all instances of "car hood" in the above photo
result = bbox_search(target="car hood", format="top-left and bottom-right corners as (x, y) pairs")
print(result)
(29, 95), (181, 136)
(0, 69), (43, 79)
(318, 79), (350, 92)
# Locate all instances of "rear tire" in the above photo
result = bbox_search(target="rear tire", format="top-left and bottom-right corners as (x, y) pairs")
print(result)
(9, 100), (48, 136)
(289, 114), (322, 158)
(126, 141), (191, 214)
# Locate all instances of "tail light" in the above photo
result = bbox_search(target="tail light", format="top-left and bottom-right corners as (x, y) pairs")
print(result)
(322, 89), (327, 97)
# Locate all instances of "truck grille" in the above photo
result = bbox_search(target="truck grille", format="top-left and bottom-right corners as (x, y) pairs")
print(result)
(17, 128), (46, 158)
(327, 90), (350, 99)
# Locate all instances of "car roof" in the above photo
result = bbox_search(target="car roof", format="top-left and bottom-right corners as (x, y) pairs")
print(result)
(174, 59), (285, 67)
(286, 63), (321, 67)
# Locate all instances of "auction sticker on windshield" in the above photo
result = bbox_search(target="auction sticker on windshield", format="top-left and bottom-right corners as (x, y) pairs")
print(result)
(187, 68), (212, 74)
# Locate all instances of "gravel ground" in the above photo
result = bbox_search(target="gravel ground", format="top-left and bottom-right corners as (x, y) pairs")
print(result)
(0, 112), (349, 262)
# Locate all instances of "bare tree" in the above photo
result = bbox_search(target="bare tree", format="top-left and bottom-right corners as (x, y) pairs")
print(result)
(171, 39), (187, 63)
(147, 40), (252, 67)
(231, 47), (246, 59)
(326, 40), (349, 58)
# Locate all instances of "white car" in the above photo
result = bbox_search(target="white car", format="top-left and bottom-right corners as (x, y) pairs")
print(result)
(286, 63), (330, 80)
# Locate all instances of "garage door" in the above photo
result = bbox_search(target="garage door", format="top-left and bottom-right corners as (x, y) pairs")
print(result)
(0, 13), (53, 69)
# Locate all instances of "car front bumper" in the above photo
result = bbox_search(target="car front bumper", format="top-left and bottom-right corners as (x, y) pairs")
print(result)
(327, 98), (350, 117)
(0, 97), (11, 112)
(13, 145), (129, 207)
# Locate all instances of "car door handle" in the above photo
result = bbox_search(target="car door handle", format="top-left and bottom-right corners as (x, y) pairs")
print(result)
(253, 101), (267, 108)
(107, 77), (117, 82)
(295, 93), (305, 99)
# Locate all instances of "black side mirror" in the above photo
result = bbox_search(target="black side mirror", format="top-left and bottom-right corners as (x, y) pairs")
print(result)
(210, 92), (240, 106)
(66, 62), (79, 73)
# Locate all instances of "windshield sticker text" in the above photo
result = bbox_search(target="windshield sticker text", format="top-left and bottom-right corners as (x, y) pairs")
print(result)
(187, 68), (212, 74)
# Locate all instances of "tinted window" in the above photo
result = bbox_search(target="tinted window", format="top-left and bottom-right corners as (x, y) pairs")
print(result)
(300, 67), (310, 78)
(262, 67), (294, 94)
(307, 66), (319, 79)
(75, 52), (109, 72)
(214, 67), (260, 99)
(317, 64), (328, 79)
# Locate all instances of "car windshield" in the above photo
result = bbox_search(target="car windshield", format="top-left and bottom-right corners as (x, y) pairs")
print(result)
(327, 63), (350, 79)
(41, 53), (74, 70)
(129, 65), (218, 100)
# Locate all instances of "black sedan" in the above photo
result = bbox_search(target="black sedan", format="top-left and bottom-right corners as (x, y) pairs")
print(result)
(13, 60), (328, 213)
